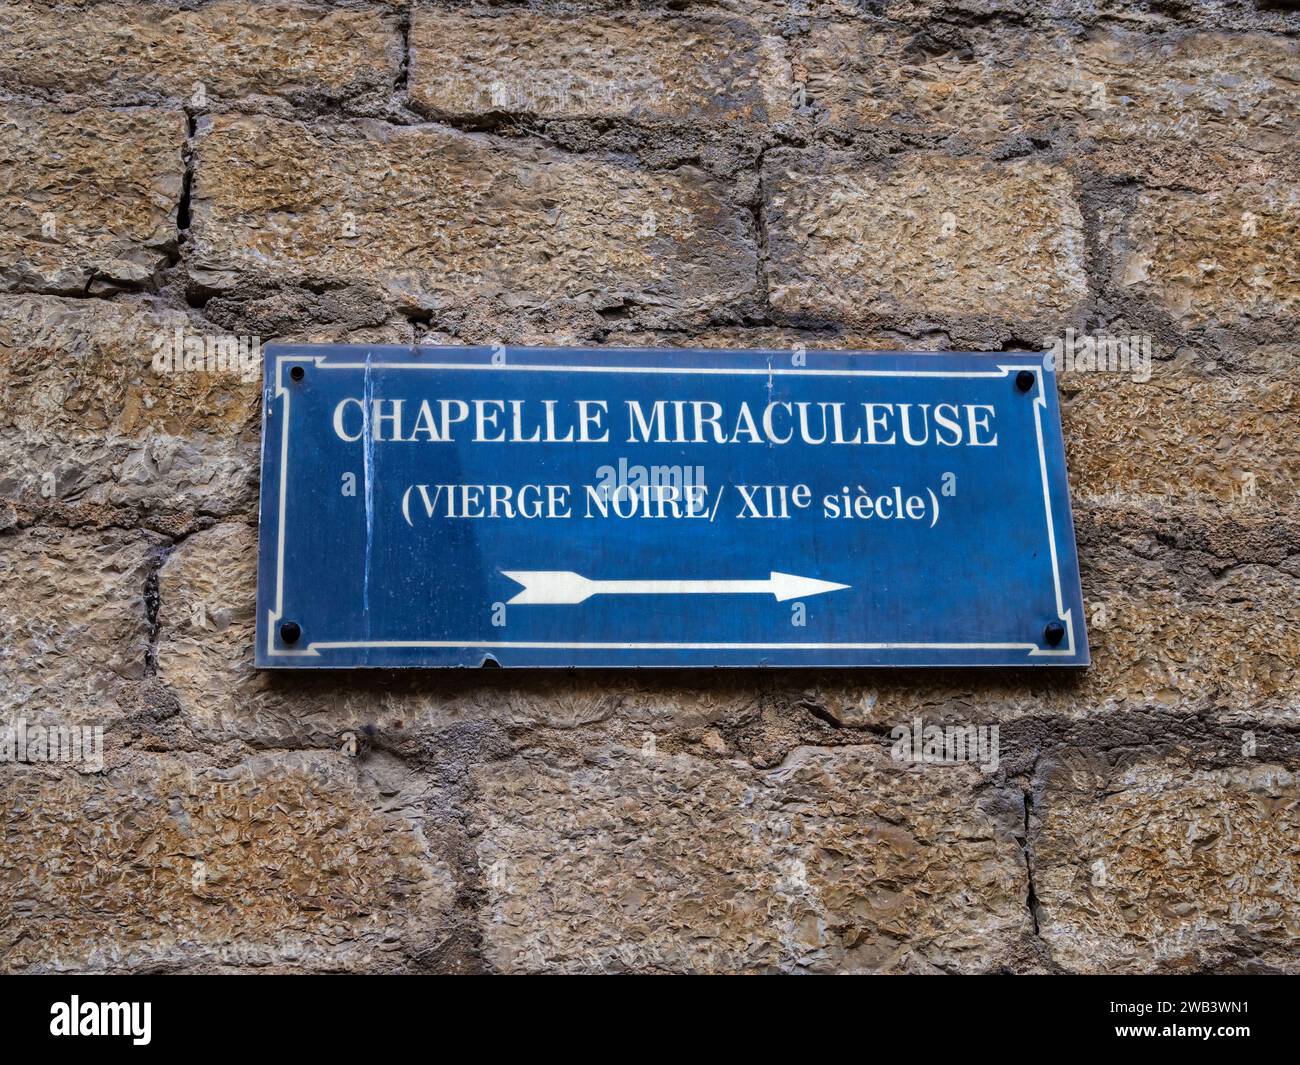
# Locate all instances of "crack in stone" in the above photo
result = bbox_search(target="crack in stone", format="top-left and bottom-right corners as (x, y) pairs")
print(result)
(1022, 784), (1042, 937)
(397, 0), (412, 97)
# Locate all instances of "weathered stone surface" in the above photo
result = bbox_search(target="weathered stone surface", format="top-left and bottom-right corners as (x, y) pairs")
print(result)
(764, 153), (1087, 331)
(609, 326), (951, 351)
(1061, 364), (1299, 505)
(0, 1), (402, 108)
(0, 750), (456, 972)
(476, 742), (1030, 973)
(0, 104), (186, 293)
(1113, 183), (1299, 328)
(410, 10), (792, 125)
(802, 26), (1297, 164)
(1075, 502), (1300, 718)
(0, 526), (159, 727)
(0, 295), (256, 437)
(198, 278), (405, 344)
(1033, 755), (1300, 973)
(839, 0), (1300, 35)
(189, 114), (756, 321)
(0, 295), (259, 523)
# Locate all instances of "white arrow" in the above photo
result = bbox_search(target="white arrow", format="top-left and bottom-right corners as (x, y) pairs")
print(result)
(501, 570), (850, 605)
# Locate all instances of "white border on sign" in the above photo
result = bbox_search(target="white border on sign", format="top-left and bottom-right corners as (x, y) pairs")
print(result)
(265, 356), (1076, 659)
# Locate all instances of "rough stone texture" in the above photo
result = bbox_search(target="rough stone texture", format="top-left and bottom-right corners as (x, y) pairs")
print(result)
(0, 1), (403, 110)
(764, 153), (1088, 336)
(851, 0), (1300, 34)
(1074, 503), (1300, 720)
(189, 114), (757, 323)
(1114, 183), (1299, 329)
(802, 26), (1297, 163)
(477, 742), (1030, 973)
(0, 104), (186, 294)
(0, 526), (159, 727)
(410, 10), (792, 125)
(0, 750), (458, 972)
(1061, 363), (1299, 505)
(2, 0), (1298, 974)
(1033, 755), (1300, 973)
(0, 295), (259, 527)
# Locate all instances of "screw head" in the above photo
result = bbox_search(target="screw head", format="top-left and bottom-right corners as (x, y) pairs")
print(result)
(290, 365), (305, 382)
(1016, 370), (1035, 392)
(279, 620), (302, 644)
(1043, 621), (1065, 647)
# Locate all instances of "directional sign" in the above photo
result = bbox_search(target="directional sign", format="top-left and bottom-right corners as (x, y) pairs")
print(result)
(255, 345), (1088, 668)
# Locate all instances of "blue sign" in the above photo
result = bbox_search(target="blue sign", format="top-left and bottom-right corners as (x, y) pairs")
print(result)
(255, 346), (1088, 668)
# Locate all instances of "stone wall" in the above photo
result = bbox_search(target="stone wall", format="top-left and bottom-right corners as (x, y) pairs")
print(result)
(0, 0), (1297, 973)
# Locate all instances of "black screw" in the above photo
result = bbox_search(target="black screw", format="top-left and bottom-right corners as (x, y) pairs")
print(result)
(1016, 370), (1035, 393)
(1043, 621), (1065, 647)
(280, 620), (301, 644)
(290, 365), (305, 382)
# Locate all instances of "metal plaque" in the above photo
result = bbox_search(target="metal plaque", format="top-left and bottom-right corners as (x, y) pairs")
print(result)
(255, 345), (1088, 668)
